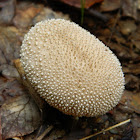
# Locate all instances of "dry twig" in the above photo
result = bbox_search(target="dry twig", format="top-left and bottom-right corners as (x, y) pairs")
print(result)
(80, 119), (131, 140)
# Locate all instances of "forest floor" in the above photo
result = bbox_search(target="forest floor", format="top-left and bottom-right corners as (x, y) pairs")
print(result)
(0, 0), (140, 139)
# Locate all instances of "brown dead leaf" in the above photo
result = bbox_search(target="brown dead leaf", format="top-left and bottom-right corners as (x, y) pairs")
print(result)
(125, 74), (140, 92)
(100, 0), (121, 12)
(106, 42), (139, 61)
(130, 93), (140, 113)
(118, 20), (137, 36)
(121, 91), (140, 114)
(0, 115), (2, 140)
(0, 0), (16, 25)
(138, 0), (140, 9)
(13, 2), (43, 28)
(123, 63), (140, 75)
(113, 110), (128, 123)
(122, 0), (138, 20)
(45, 129), (65, 140)
(132, 114), (140, 139)
(32, 7), (70, 26)
(121, 124), (133, 140)
(0, 26), (22, 65)
(57, 0), (103, 9)
(0, 50), (7, 65)
(0, 78), (26, 106)
(136, 128), (140, 139)
(130, 26), (140, 53)
(0, 94), (41, 139)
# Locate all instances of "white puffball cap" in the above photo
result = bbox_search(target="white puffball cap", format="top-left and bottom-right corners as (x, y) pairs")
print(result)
(20, 19), (125, 117)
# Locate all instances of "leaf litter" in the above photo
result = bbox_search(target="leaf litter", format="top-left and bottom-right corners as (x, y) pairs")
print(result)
(0, 0), (140, 139)
(0, 94), (41, 139)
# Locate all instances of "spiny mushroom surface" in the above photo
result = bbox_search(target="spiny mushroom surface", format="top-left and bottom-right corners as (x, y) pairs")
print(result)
(20, 19), (125, 117)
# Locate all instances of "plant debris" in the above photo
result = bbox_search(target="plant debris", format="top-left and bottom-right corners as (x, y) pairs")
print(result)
(0, 94), (41, 139)
(0, 0), (140, 139)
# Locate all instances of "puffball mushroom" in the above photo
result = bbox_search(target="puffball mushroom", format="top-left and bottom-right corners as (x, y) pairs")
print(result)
(20, 19), (125, 117)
